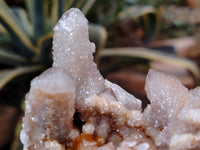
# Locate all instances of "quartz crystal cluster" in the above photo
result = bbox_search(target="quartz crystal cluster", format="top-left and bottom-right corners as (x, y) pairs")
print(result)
(21, 8), (200, 150)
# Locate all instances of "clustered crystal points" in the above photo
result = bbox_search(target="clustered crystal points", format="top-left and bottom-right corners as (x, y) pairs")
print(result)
(20, 8), (200, 150)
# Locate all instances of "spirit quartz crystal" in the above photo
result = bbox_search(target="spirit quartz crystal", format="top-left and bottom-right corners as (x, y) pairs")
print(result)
(21, 8), (200, 150)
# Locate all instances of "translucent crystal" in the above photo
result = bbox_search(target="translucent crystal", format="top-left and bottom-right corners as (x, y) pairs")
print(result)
(143, 69), (200, 149)
(21, 7), (200, 150)
(105, 80), (141, 111)
(43, 141), (65, 150)
(21, 8), (146, 150)
(52, 8), (104, 110)
(20, 68), (76, 149)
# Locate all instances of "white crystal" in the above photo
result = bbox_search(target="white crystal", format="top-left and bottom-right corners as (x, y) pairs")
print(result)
(52, 8), (104, 109)
(30, 67), (75, 94)
(169, 134), (200, 150)
(21, 67), (76, 149)
(44, 140), (65, 150)
(143, 69), (200, 149)
(82, 123), (95, 135)
(95, 143), (115, 150)
(105, 80), (141, 111)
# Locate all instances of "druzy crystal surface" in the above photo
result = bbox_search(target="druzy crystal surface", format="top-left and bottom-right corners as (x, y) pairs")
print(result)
(52, 8), (104, 110)
(21, 67), (76, 149)
(21, 8), (200, 150)
(144, 69), (200, 149)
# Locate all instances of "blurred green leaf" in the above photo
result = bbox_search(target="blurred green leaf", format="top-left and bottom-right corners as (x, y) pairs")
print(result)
(0, 32), (12, 48)
(89, 24), (107, 64)
(74, 0), (86, 9)
(0, 65), (44, 90)
(11, 119), (23, 150)
(26, 0), (48, 43)
(51, 0), (59, 27)
(63, 0), (73, 11)
(101, 47), (200, 84)
(118, 6), (155, 20)
(34, 32), (53, 65)
(12, 8), (33, 37)
(0, 23), (8, 35)
(82, 0), (96, 15)
(0, 47), (27, 66)
(0, 0), (36, 57)
(99, 1), (122, 27)
(118, 6), (158, 43)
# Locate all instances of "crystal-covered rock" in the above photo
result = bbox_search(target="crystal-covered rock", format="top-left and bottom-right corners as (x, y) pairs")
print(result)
(20, 68), (75, 149)
(143, 69), (200, 149)
(52, 8), (104, 110)
(21, 7), (200, 150)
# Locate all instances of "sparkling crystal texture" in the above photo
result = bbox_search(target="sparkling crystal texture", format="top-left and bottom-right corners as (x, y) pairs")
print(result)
(21, 68), (75, 149)
(52, 8), (104, 110)
(21, 8), (200, 150)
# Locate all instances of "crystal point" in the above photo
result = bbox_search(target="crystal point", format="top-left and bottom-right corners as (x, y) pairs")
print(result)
(21, 8), (200, 150)
(52, 8), (104, 110)
(21, 68), (76, 149)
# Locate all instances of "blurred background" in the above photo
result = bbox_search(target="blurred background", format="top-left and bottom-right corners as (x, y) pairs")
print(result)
(0, 0), (200, 149)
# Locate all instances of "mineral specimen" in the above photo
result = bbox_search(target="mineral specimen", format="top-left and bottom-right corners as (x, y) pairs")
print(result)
(52, 8), (104, 110)
(143, 69), (200, 150)
(21, 8), (200, 150)
(21, 67), (76, 149)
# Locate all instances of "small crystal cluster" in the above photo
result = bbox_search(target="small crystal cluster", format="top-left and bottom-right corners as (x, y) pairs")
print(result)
(143, 69), (200, 149)
(21, 8), (200, 150)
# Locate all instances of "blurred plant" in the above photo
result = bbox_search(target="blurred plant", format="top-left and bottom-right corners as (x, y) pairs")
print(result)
(159, 5), (200, 39)
(0, 0), (200, 149)
(100, 47), (200, 84)
(92, 0), (200, 86)
(88, 0), (158, 45)
(124, 0), (184, 7)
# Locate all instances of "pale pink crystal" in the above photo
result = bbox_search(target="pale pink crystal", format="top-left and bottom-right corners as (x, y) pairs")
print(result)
(105, 80), (141, 111)
(43, 141), (65, 150)
(52, 8), (104, 110)
(143, 69), (200, 149)
(21, 8), (145, 150)
(20, 67), (75, 149)
(21, 7), (200, 150)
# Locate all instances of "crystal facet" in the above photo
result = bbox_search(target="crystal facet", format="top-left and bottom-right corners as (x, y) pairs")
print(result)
(21, 8), (200, 150)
